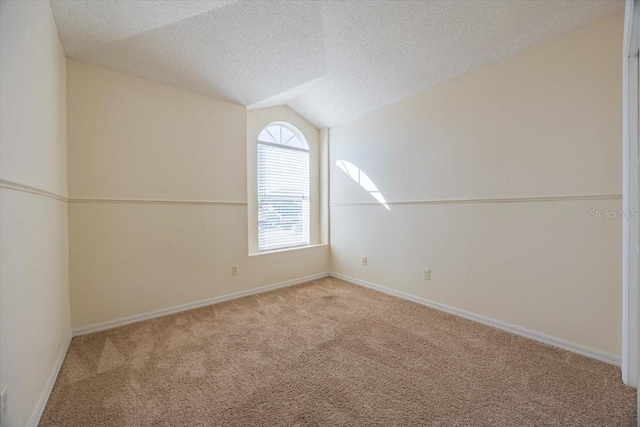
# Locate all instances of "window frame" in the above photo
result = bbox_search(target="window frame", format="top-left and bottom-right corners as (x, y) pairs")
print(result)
(256, 122), (311, 252)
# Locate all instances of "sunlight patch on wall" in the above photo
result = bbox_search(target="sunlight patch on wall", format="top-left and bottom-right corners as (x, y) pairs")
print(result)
(336, 160), (390, 210)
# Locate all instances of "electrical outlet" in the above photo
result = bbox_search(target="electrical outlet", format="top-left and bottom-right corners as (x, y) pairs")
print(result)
(423, 268), (431, 280)
(231, 265), (239, 276)
(362, 257), (368, 266)
(1, 385), (8, 425)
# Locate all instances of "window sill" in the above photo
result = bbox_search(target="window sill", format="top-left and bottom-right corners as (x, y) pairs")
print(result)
(249, 243), (328, 257)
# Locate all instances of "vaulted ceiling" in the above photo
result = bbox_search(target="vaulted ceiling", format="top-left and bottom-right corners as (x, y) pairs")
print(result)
(51, 0), (624, 128)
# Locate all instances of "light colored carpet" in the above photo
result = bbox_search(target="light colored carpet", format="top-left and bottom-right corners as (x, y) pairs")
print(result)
(41, 277), (636, 426)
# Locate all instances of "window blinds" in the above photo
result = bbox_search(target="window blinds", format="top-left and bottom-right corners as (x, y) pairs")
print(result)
(257, 142), (309, 251)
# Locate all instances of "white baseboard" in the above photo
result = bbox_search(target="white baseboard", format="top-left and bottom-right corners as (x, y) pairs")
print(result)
(330, 272), (621, 366)
(27, 331), (72, 427)
(73, 272), (330, 336)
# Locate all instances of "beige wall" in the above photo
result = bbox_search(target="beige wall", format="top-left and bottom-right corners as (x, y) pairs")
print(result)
(0, 1), (70, 426)
(67, 60), (247, 202)
(329, 14), (624, 356)
(67, 60), (329, 329)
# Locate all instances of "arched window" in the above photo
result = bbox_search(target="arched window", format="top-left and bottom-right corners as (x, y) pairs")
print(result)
(257, 123), (309, 251)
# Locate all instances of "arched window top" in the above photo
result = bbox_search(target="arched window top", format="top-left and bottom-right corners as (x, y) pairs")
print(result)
(258, 123), (308, 150)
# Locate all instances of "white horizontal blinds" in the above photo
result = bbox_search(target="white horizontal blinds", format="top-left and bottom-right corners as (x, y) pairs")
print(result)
(257, 124), (310, 251)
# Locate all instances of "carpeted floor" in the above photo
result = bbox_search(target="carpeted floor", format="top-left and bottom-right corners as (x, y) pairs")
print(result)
(41, 277), (636, 426)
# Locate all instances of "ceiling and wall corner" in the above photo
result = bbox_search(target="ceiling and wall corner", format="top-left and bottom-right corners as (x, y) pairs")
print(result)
(50, 0), (624, 128)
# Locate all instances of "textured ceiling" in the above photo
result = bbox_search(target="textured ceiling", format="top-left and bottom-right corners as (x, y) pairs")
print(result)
(51, 0), (624, 128)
